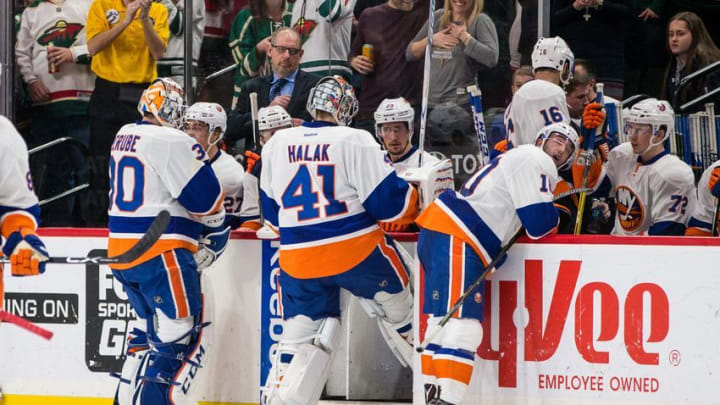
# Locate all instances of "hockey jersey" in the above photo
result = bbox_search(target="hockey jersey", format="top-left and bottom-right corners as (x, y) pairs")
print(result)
(504, 80), (570, 147)
(0, 116), (41, 241)
(209, 150), (260, 229)
(108, 122), (223, 270)
(602, 143), (696, 236)
(157, 0), (205, 78)
(417, 145), (559, 265)
(260, 121), (418, 278)
(291, 0), (355, 78)
(686, 161), (720, 236)
(15, 0), (94, 114)
(389, 146), (439, 176)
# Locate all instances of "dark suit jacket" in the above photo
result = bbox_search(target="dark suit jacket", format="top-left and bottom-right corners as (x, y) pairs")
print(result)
(226, 69), (321, 150)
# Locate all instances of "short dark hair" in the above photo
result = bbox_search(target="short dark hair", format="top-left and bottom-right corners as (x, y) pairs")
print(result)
(574, 59), (596, 80)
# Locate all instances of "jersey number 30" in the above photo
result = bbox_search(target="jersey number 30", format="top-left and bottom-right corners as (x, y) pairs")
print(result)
(109, 156), (144, 211)
(281, 164), (348, 221)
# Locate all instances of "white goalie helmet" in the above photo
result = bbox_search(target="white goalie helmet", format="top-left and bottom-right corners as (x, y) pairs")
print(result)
(531, 36), (575, 86)
(258, 105), (292, 131)
(623, 98), (675, 153)
(535, 122), (579, 170)
(137, 78), (186, 129)
(306, 75), (359, 126)
(185, 102), (227, 147)
(374, 97), (414, 140)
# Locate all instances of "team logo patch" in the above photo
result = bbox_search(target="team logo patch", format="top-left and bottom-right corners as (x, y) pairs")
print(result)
(37, 20), (84, 47)
(293, 18), (317, 45)
(106, 9), (120, 24)
(616, 185), (645, 232)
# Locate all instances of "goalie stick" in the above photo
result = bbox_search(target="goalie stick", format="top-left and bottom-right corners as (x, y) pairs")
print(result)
(0, 210), (170, 265)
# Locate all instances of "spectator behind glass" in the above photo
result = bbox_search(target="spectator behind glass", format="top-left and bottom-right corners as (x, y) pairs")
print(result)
(348, 0), (429, 135)
(624, 0), (668, 99)
(291, 0), (357, 79)
(226, 27), (320, 152)
(156, 0), (205, 88)
(551, 0), (633, 100)
(406, 0), (499, 108)
(228, 0), (293, 109)
(85, 0), (169, 227)
(662, 11), (720, 112)
(15, 0), (94, 227)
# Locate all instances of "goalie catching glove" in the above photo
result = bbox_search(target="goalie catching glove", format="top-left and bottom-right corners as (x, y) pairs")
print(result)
(3, 229), (49, 276)
(194, 208), (231, 271)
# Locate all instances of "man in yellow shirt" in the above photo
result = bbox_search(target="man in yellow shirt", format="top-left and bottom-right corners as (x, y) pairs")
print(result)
(84, 0), (169, 226)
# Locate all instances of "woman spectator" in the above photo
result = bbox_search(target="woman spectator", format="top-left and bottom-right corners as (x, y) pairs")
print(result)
(663, 11), (720, 112)
(406, 0), (499, 108)
(228, 0), (292, 108)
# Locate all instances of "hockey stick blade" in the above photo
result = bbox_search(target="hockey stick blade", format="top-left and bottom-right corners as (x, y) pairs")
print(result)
(0, 210), (170, 266)
(0, 310), (53, 340)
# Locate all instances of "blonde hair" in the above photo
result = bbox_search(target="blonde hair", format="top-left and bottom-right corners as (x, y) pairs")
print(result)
(439, 0), (484, 30)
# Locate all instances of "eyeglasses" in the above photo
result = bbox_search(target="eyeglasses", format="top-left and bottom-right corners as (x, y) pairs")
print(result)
(272, 44), (302, 56)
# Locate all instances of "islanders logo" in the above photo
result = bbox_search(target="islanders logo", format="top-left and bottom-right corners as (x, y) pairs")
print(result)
(616, 185), (644, 232)
(37, 20), (83, 48)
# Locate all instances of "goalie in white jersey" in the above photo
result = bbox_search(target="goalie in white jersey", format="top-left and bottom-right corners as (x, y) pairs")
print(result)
(260, 76), (418, 405)
(0, 115), (49, 286)
(578, 98), (695, 235)
(185, 101), (261, 237)
(416, 122), (578, 405)
(107, 79), (225, 405)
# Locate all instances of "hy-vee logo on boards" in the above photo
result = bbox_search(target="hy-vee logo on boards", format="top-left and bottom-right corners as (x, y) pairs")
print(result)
(478, 259), (670, 388)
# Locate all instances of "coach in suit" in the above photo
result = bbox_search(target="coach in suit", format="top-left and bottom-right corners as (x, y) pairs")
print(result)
(226, 27), (320, 151)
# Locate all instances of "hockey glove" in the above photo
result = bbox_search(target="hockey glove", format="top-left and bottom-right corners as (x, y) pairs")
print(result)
(708, 167), (720, 198)
(380, 221), (411, 233)
(572, 151), (603, 191)
(491, 139), (511, 159)
(582, 102), (605, 130)
(194, 226), (231, 271)
(3, 230), (49, 276)
(244, 150), (261, 176)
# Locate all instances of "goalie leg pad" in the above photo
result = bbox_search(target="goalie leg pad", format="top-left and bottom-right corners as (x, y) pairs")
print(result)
(113, 327), (151, 405)
(263, 316), (340, 405)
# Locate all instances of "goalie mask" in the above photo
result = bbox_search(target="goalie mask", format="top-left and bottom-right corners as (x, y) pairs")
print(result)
(531, 36), (575, 86)
(306, 75), (359, 126)
(623, 98), (674, 155)
(184, 102), (227, 148)
(138, 78), (186, 129)
(374, 97), (414, 143)
(535, 122), (579, 170)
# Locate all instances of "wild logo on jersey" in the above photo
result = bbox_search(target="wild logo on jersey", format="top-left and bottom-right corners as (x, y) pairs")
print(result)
(37, 20), (83, 47)
(293, 17), (317, 45)
(616, 185), (645, 232)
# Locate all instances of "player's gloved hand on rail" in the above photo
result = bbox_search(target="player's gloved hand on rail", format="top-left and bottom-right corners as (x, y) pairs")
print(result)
(3, 229), (49, 276)
(708, 167), (720, 198)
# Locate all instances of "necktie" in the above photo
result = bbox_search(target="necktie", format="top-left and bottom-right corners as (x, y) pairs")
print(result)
(269, 78), (288, 102)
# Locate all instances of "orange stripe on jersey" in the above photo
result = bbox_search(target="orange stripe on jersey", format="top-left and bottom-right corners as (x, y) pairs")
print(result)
(432, 358), (474, 384)
(1, 212), (37, 239)
(240, 220), (262, 231)
(393, 187), (420, 225)
(378, 238), (409, 287)
(685, 227), (711, 236)
(162, 251), (189, 318)
(421, 354), (434, 375)
(108, 238), (198, 270)
(280, 229), (384, 279)
(416, 204), (489, 267)
(449, 237), (464, 318)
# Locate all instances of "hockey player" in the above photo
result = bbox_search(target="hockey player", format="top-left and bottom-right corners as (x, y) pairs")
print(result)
(578, 99), (695, 235)
(260, 76), (418, 405)
(184, 101), (260, 252)
(416, 122), (578, 405)
(108, 78), (224, 404)
(501, 37), (574, 150)
(0, 115), (49, 285)
(375, 97), (439, 175)
(686, 161), (720, 236)
(244, 105), (294, 178)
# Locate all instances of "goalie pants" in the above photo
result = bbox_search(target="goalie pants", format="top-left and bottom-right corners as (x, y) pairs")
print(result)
(278, 235), (410, 321)
(417, 229), (486, 405)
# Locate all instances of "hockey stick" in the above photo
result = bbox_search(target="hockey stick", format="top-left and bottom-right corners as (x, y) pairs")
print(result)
(0, 310), (53, 340)
(38, 184), (89, 207)
(573, 83), (604, 235)
(250, 92), (259, 150)
(468, 85), (489, 167)
(0, 210), (170, 265)
(417, 0), (436, 168)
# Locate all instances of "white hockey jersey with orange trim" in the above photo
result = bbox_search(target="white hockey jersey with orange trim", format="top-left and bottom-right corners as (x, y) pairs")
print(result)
(687, 161), (720, 236)
(504, 80), (570, 147)
(209, 150), (260, 229)
(417, 145), (559, 264)
(0, 116), (40, 241)
(108, 122), (223, 270)
(604, 143), (695, 235)
(390, 146), (440, 176)
(260, 121), (418, 278)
